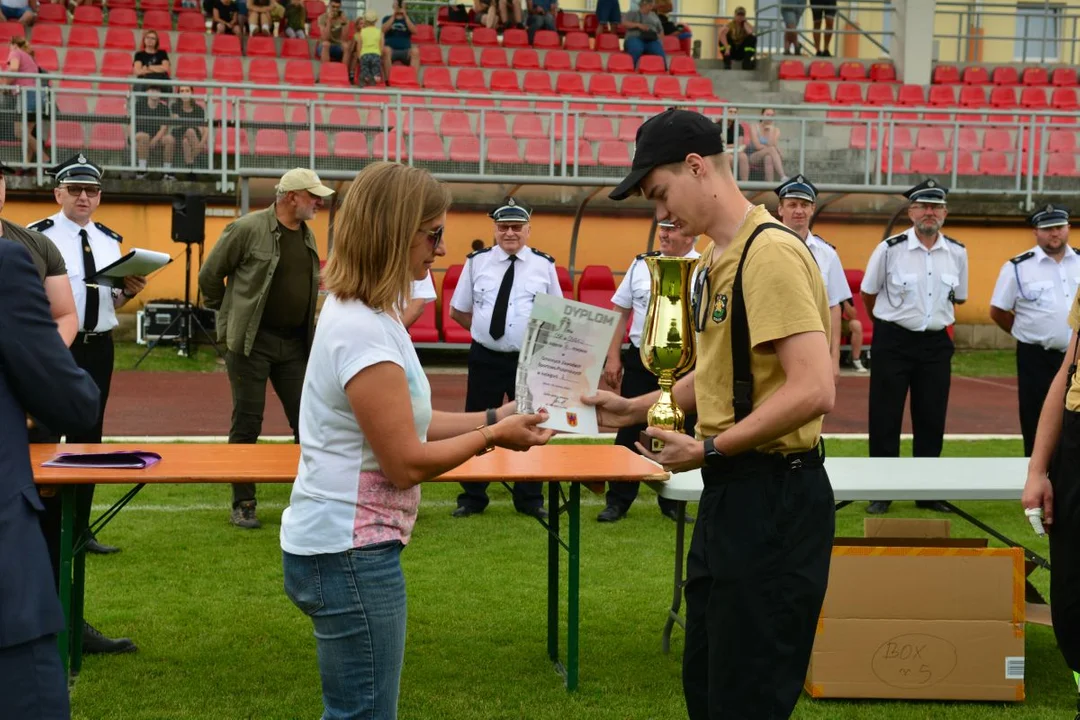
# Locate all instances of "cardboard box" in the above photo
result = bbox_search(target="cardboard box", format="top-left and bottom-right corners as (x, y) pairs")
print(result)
(804, 520), (1025, 702)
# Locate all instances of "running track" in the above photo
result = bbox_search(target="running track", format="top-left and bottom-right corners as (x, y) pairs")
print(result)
(104, 371), (1021, 437)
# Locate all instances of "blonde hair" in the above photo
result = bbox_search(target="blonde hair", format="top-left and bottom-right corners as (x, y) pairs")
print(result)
(10, 36), (32, 55)
(325, 162), (452, 312)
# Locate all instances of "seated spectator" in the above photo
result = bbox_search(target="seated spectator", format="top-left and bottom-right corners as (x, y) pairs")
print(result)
(840, 299), (867, 372)
(319, 0), (350, 64)
(381, 1), (419, 80)
(622, 0), (665, 69)
(474, 0), (521, 30)
(134, 85), (175, 180)
(4, 37), (45, 164)
(355, 11), (383, 86)
(744, 107), (785, 181)
(525, 0), (555, 43)
(655, 0), (691, 42)
(595, 0), (619, 33)
(132, 30), (171, 83)
(715, 109), (750, 180)
(248, 0), (284, 35)
(283, 0), (306, 38)
(211, 0), (241, 34)
(171, 85), (207, 178)
(719, 6), (756, 69)
(1, 0), (34, 27)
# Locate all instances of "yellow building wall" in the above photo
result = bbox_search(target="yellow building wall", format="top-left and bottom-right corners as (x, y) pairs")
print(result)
(5, 200), (1035, 327)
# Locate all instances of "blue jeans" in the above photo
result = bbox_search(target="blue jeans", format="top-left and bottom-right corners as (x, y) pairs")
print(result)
(284, 541), (408, 720)
(624, 37), (665, 68)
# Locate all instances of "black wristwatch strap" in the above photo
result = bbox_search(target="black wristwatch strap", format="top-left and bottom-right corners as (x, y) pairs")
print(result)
(703, 435), (725, 467)
(486, 408), (498, 426)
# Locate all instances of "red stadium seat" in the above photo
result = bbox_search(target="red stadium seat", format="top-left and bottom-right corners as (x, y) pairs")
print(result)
(439, 111), (474, 137)
(928, 85), (956, 106)
(512, 48), (540, 69)
(35, 4), (68, 23)
(255, 128), (290, 157)
(72, 6), (103, 25)
(838, 61), (866, 81)
(577, 266), (616, 307)
(982, 128), (1014, 152)
(490, 69), (521, 93)
(281, 38), (310, 59)
(390, 65), (419, 88)
(956, 128), (980, 151)
(448, 45), (476, 67)
(916, 127), (948, 151)
(543, 49), (572, 72)
(100, 50), (133, 77)
(472, 27), (499, 46)
(575, 51), (603, 73)
(596, 140), (629, 167)
(108, 7), (138, 27)
(979, 150), (1012, 175)
(441, 265), (472, 344)
(1021, 87), (1049, 109)
(32, 25), (64, 47)
(212, 33), (242, 56)
(408, 301), (439, 343)
(533, 30), (560, 48)
(248, 58), (279, 84)
(897, 84), (926, 106)
(480, 47), (508, 69)
(595, 32), (620, 52)
(946, 149), (978, 175)
(803, 81), (831, 103)
(502, 28), (529, 48)
(487, 137), (523, 163)
(48, 122), (86, 150)
(869, 62), (896, 82)
(933, 64), (960, 84)
(304, 0), (325, 23)
(448, 135), (481, 162)
(103, 27), (135, 50)
(1022, 67), (1050, 86)
(637, 54), (666, 74)
(620, 74), (652, 98)
(843, 269), (873, 346)
(556, 266), (573, 297)
(1052, 68), (1078, 87)
(684, 76), (717, 101)
(211, 56), (243, 83)
(418, 44), (443, 65)
(1047, 154), (1078, 176)
(808, 60), (835, 80)
(176, 11), (205, 31)
(564, 31), (590, 51)
(668, 56), (696, 76)
(653, 76), (684, 100)
(512, 114), (546, 139)
(67, 25), (99, 48)
(834, 82), (863, 105)
(455, 68), (486, 92)
(848, 125), (875, 150)
(607, 52), (634, 73)
(555, 72), (586, 96)
(909, 149), (944, 174)
(523, 71), (553, 94)
(866, 83), (896, 105)
(62, 49), (97, 74)
(777, 60), (805, 80)
(962, 66), (989, 85)
(958, 85), (986, 108)
(421, 66), (453, 91)
(412, 24), (436, 43)
(1048, 129), (1077, 154)
(440, 25), (468, 44)
(334, 131), (369, 159)
(990, 86), (1018, 108)
(558, 11), (580, 32)
(176, 32), (207, 55)
(661, 34), (684, 56)
(588, 73), (619, 97)
(993, 66), (1019, 85)
(89, 123), (126, 151)
(1053, 87), (1079, 110)
(319, 63), (350, 88)
(880, 149), (909, 174)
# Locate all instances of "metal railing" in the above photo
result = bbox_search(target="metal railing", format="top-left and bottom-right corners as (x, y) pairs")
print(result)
(3, 72), (1080, 203)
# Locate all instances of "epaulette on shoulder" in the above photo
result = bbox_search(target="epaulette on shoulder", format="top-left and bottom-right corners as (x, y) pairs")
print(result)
(530, 248), (556, 263)
(1010, 251), (1036, 265)
(635, 250), (662, 260)
(27, 218), (53, 232)
(815, 235), (837, 250)
(945, 235), (964, 248)
(1073, 247), (1080, 255)
(885, 233), (906, 247)
(466, 246), (492, 259)
(95, 221), (122, 242)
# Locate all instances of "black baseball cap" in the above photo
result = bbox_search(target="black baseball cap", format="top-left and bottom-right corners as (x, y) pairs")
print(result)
(609, 108), (726, 201)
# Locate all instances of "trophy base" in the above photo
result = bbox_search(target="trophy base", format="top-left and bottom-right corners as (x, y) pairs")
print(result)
(640, 430), (666, 454)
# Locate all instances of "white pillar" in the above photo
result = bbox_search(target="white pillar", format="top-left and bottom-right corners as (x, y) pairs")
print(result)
(893, 0), (937, 85)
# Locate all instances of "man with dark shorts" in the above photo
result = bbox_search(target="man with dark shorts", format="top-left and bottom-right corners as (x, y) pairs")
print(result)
(812, 0), (837, 56)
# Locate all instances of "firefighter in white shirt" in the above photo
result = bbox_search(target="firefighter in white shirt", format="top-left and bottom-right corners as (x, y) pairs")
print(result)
(774, 174), (852, 376)
(449, 198), (561, 519)
(991, 204), (1080, 456)
(860, 178), (968, 514)
(598, 220), (700, 523)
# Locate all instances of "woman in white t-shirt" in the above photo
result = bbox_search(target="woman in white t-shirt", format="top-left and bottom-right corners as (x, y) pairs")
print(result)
(280, 161), (554, 720)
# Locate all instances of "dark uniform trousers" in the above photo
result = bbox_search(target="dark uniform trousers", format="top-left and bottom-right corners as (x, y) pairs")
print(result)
(683, 448), (835, 719)
(868, 320), (954, 458)
(33, 331), (114, 588)
(457, 342), (544, 512)
(0, 635), (70, 720)
(1048, 409), (1080, 672)
(226, 328), (306, 507)
(1016, 341), (1065, 457)
(608, 344), (695, 513)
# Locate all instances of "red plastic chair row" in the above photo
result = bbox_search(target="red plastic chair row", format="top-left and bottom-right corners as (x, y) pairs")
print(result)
(932, 64), (1074, 87)
(778, 59), (895, 82)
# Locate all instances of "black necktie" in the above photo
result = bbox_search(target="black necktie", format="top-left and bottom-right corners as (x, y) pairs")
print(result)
(80, 228), (99, 332)
(488, 254), (517, 340)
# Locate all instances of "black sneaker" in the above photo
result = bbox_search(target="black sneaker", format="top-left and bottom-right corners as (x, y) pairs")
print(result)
(451, 506), (482, 518)
(230, 500), (261, 529)
(517, 506), (548, 520)
(867, 500), (892, 514)
(597, 505), (626, 522)
(83, 622), (137, 655)
(661, 506), (695, 524)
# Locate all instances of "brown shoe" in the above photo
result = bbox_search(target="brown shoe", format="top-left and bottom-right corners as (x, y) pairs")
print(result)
(230, 500), (262, 529)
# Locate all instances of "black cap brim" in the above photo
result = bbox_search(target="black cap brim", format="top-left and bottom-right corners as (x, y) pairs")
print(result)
(609, 166), (653, 201)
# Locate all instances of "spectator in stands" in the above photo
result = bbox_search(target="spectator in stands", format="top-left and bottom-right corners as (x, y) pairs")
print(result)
(715, 109), (750, 180)
(171, 85), (207, 178)
(595, 0), (620, 33)
(655, 0), (692, 45)
(211, 0), (242, 34)
(132, 31), (171, 84)
(283, 0), (307, 38)
(525, 0), (556, 44)
(134, 86), (175, 180)
(474, 0), (521, 30)
(381, 1), (419, 81)
(4, 37), (45, 165)
(840, 299), (867, 372)
(356, 11), (383, 86)
(248, 0), (283, 35)
(318, 0), (350, 64)
(718, 6), (756, 70)
(622, 0), (666, 69)
(0, 0), (34, 27)
(812, 0), (837, 57)
(744, 108), (785, 181)
(781, 0), (805, 54)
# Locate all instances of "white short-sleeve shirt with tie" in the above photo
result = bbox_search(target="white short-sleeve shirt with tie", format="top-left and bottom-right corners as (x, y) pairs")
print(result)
(990, 245), (1080, 351)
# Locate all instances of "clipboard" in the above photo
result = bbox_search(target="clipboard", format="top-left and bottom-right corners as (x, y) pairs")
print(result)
(84, 248), (172, 288)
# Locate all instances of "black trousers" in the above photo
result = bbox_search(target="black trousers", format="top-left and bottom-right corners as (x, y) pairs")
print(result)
(1017, 341), (1065, 457)
(683, 448), (835, 719)
(724, 34), (757, 60)
(868, 321), (953, 458)
(35, 331), (114, 586)
(607, 345), (695, 513)
(457, 342), (544, 512)
(1048, 409), (1080, 672)
(225, 329), (306, 507)
(0, 634), (70, 720)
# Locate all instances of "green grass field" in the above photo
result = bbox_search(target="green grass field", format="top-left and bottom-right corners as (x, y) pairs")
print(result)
(72, 438), (1074, 720)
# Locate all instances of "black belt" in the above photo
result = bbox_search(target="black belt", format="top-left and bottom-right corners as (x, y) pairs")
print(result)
(75, 330), (112, 344)
(1018, 340), (1067, 354)
(877, 320), (949, 336)
(471, 341), (519, 359)
(701, 442), (825, 486)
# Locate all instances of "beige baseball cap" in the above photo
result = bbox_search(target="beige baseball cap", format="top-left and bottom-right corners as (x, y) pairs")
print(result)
(277, 168), (335, 197)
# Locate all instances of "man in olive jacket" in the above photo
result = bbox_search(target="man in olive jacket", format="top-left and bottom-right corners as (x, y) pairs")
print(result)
(199, 168), (333, 529)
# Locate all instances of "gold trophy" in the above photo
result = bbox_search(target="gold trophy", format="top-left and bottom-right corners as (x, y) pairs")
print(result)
(638, 256), (698, 453)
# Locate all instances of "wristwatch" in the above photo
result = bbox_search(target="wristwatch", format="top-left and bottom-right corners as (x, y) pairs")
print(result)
(702, 435), (725, 467)
(486, 407), (498, 426)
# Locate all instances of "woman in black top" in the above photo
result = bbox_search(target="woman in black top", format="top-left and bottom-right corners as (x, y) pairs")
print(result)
(715, 108), (751, 180)
(171, 85), (207, 173)
(133, 30), (170, 83)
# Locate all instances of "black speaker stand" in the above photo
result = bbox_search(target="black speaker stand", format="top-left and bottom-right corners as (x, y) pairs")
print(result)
(134, 241), (224, 368)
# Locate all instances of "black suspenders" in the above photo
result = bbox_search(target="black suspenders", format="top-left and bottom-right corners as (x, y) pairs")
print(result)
(730, 222), (805, 423)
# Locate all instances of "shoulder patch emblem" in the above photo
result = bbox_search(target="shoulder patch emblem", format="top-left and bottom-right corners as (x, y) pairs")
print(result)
(27, 218), (54, 232)
(1010, 251), (1035, 265)
(885, 234), (906, 247)
(94, 222), (122, 242)
(712, 292), (728, 324)
(635, 250), (662, 260)
(466, 246), (492, 259)
(530, 248), (556, 263)
(945, 235), (965, 248)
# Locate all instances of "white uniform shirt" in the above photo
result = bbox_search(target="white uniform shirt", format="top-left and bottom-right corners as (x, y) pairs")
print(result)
(411, 272), (437, 303)
(990, 245), (1080, 351)
(806, 234), (853, 308)
(611, 249), (701, 347)
(33, 210), (123, 333)
(449, 244), (562, 352)
(860, 227), (969, 332)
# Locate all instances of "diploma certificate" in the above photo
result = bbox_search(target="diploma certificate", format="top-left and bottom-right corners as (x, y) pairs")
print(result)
(515, 294), (620, 434)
